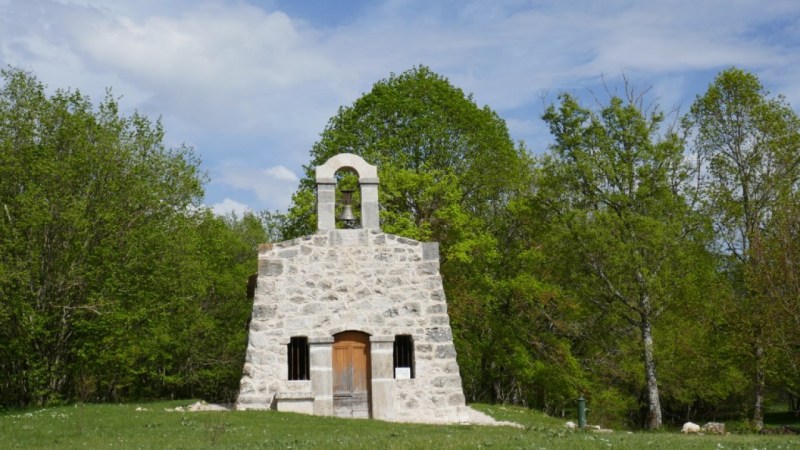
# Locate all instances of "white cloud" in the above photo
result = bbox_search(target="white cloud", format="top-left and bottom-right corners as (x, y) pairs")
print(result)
(215, 163), (300, 211)
(210, 197), (251, 217)
(264, 165), (299, 182)
(3, 0), (799, 213)
(70, 3), (341, 132)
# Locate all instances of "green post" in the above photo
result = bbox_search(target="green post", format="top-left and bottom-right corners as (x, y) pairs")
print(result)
(578, 396), (586, 428)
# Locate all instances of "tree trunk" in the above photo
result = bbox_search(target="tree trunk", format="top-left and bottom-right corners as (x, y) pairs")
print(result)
(752, 343), (765, 429)
(641, 317), (662, 429)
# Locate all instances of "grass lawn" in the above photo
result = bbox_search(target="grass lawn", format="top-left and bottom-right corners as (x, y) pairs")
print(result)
(1, 401), (799, 449)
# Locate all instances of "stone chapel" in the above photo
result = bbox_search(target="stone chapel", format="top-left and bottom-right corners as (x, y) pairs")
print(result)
(236, 153), (469, 423)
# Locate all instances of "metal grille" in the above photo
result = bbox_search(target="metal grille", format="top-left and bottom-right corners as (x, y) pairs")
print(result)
(393, 335), (415, 378)
(288, 336), (309, 380)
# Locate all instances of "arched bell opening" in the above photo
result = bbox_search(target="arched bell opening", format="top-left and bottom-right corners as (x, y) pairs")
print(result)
(315, 153), (380, 231)
(334, 168), (361, 229)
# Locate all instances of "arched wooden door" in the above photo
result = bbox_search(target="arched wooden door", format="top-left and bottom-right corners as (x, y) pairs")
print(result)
(332, 331), (371, 418)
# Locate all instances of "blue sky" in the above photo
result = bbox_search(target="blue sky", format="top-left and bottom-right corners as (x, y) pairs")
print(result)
(2, 0), (799, 215)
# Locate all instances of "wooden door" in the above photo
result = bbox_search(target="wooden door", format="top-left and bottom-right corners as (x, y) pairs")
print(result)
(332, 331), (371, 418)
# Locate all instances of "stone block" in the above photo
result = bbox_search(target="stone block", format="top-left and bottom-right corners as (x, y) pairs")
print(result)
(321, 293), (339, 302)
(415, 343), (433, 354)
(396, 237), (419, 246)
(435, 344), (457, 359)
(402, 302), (421, 315)
(279, 248), (298, 258)
(444, 361), (461, 374)
(426, 327), (452, 342)
(249, 333), (269, 348)
(426, 304), (446, 314)
(417, 261), (439, 275)
(252, 304), (277, 319)
(248, 349), (274, 365)
(430, 315), (450, 325)
(259, 259), (283, 276)
(382, 276), (403, 288)
(431, 376), (463, 389)
(370, 378), (394, 420)
(423, 278), (441, 290)
(422, 242), (439, 260)
(313, 395), (334, 416)
(276, 397), (314, 414)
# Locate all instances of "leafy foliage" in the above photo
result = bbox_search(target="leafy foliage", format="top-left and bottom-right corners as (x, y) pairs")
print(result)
(4, 63), (800, 433)
(282, 66), (583, 410)
(532, 91), (713, 428)
(0, 68), (259, 407)
(685, 67), (800, 427)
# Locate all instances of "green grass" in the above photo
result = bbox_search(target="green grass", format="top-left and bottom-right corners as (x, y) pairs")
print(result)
(1, 401), (799, 449)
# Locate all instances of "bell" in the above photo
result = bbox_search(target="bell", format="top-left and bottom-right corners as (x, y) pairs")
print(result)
(337, 189), (358, 227)
(338, 204), (356, 222)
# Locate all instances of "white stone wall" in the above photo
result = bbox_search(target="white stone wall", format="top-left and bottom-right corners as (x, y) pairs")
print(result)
(236, 229), (467, 423)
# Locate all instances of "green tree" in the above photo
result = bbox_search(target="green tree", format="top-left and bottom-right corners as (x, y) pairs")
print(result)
(685, 67), (800, 428)
(283, 66), (524, 243)
(535, 90), (707, 429)
(0, 68), (258, 406)
(748, 191), (800, 417)
(283, 66), (553, 404)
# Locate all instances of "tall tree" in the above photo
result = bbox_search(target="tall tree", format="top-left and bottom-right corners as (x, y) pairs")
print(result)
(685, 67), (800, 428)
(536, 90), (705, 429)
(0, 68), (258, 406)
(282, 66), (552, 403)
(748, 191), (800, 416)
(283, 65), (524, 243)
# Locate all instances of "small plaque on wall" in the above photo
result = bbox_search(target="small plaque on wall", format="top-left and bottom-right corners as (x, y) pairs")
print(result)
(395, 367), (411, 379)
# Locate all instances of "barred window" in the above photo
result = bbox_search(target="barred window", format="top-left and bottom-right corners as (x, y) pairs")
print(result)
(288, 337), (309, 380)
(393, 335), (415, 379)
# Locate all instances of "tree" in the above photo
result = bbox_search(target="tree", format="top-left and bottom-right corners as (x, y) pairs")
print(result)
(284, 66), (525, 243)
(748, 191), (800, 417)
(535, 90), (706, 429)
(0, 68), (258, 406)
(283, 66), (549, 403)
(685, 68), (800, 428)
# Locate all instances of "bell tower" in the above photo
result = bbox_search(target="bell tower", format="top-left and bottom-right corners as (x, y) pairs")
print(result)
(314, 153), (380, 231)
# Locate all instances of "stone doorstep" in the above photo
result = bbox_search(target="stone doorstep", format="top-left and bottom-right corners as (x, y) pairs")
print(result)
(275, 391), (315, 400)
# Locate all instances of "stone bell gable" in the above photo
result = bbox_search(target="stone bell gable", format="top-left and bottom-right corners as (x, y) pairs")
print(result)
(236, 154), (468, 423)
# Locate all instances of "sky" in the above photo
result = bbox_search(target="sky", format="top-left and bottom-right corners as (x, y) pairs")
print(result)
(2, 0), (799, 215)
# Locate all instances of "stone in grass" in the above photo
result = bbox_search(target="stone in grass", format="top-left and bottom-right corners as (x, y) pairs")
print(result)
(681, 422), (701, 433)
(187, 401), (231, 412)
(701, 422), (725, 434)
(165, 401), (231, 412)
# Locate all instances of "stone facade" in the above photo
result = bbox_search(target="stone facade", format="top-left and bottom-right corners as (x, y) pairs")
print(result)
(236, 154), (468, 423)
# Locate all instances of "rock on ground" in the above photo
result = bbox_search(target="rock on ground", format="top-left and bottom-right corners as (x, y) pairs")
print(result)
(165, 401), (232, 412)
(701, 422), (725, 434)
(460, 406), (522, 427)
(681, 422), (701, 433)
